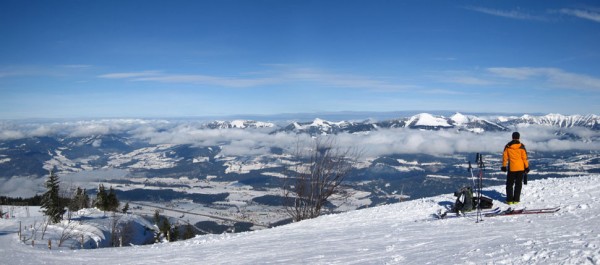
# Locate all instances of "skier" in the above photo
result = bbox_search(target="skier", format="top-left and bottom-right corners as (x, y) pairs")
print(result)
(501, 132), (529, 205)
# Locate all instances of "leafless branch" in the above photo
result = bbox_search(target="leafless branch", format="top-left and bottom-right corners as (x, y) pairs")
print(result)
(283, 137), (361, 221)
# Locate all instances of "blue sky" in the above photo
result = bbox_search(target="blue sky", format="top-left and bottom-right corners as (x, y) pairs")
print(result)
(1, 0), (599, 119)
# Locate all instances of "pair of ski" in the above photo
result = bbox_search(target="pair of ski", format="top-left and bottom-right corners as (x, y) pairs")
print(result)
(483, 206), (560, 217)
(435, 207), (501, 219)
(435, 206), (560, 219)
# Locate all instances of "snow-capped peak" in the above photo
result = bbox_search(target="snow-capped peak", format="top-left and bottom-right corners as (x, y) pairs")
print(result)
(312, 118), (329, 127)
(207, 120), (274, 129)
(230, 120), (248, 128)
(408, 113), (452, 127)
(450, 112), (470, 125)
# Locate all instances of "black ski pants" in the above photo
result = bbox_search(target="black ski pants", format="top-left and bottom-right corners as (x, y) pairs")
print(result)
(506, 171), (524, 202)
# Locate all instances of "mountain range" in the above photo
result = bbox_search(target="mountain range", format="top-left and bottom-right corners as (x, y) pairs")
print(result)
(1, 112), (598, 232)
(275, 113), (600, 135)
(202, 113), (600, 136)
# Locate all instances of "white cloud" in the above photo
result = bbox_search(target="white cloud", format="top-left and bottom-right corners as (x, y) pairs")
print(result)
(0, 65), (91, 79)
(2, 120), (598, 159)
(59, 64), (93, 69)
(68, 123), (111, 137)
(134, 74), (279, 88)
(465, 7), (546, 21)
(487, 67), (600, 91)
(281, 67), (415, 91)
(0, 169), (132, 198)
(97, 66), (413, 91)
(560, 8), (600, 23)
(426, 70), (496, 88)
(0, 129), (25, 140)
(132, 124), (600, 158)
(0, 119), (172, 140)
(487, 67), (539, 80)
(98, 71), (162, 79)
(0, 175), (45, 197)
(447, 76), (494, 86)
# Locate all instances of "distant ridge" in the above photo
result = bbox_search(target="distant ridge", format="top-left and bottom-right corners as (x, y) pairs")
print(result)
(269, 113), (600, 135)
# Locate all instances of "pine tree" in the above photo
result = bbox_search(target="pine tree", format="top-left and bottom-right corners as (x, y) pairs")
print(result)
(77, 188), (90, 210)
(68, 187), (86, 212)
(160, 217), (171, 241)
(171, 224), (179, 242)
(82, 188), (90, 209)
(106, 186), (119, 212)
(153, 209), (161, 225)
(41, 169), (65, 223)
(153, 210), (162, 242)
(182, 224), (196, 240)
(95, 184), (107, 211)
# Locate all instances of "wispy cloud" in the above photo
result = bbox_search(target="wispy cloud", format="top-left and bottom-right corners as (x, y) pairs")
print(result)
(487, 67), (600, 91)
(281, 67), (415, 91)
(0, 68), (44, 78)
(432, 57), (457, 61)
(559, 8), (600, 23)
(431, 70), (496, 86)
(446, 76), (495, 86)
(0, 70), (19, 78)
(98, 71), (162, 79)
(465, 6), (547, 21)
(487, 67), (538, 80)
(0, 65), (91, 78)
(59, 64), (93, 69)
(98, 66), (413, 91)
(99, 70), (281, 88)
(136, 74), (279, 88)
(421, 89), (467, 95)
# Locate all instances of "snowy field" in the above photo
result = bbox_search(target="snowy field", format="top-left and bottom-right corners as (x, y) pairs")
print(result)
(1, 175), (599, 264)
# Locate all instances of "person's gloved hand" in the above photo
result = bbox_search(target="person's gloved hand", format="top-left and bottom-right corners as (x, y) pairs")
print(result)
(501, 166), (507, 172)
(525, 167), (530, 173)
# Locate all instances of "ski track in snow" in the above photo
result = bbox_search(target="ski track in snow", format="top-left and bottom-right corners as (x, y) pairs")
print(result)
(1, 175), (599, 264)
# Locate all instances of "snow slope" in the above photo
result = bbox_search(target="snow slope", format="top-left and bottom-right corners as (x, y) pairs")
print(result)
(1, 175), (599, 264)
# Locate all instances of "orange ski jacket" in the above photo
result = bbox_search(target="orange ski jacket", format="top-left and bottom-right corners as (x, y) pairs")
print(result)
(503, 140), (529, 172)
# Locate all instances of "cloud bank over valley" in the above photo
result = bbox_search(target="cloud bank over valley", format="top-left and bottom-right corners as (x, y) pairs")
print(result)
(1, 116), (599, 158)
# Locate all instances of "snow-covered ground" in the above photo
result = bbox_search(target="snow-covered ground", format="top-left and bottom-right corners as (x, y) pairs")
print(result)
(1, 175), (599, 264)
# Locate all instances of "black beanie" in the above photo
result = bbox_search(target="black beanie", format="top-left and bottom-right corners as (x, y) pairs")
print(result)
(512, 132), (520, 139)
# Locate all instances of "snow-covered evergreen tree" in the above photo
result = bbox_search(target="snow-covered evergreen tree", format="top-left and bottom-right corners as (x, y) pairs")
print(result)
(95, 185), (119, 212)
(41, 169), (65, 223)
(69, 187), (91, 212)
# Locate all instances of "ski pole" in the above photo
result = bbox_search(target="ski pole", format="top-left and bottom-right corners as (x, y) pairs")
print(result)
(468, 161), (475, 188)
(476, 153), (484, 222)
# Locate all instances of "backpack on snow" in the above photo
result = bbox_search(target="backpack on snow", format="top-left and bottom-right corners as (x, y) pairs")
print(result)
(451, 186), (474, 213)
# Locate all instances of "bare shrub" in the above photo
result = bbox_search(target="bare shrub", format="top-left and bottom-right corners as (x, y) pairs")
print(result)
(283, 137), (360, 222)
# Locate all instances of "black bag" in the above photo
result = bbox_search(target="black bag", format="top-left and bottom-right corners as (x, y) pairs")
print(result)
(473, 196), (493, 209)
